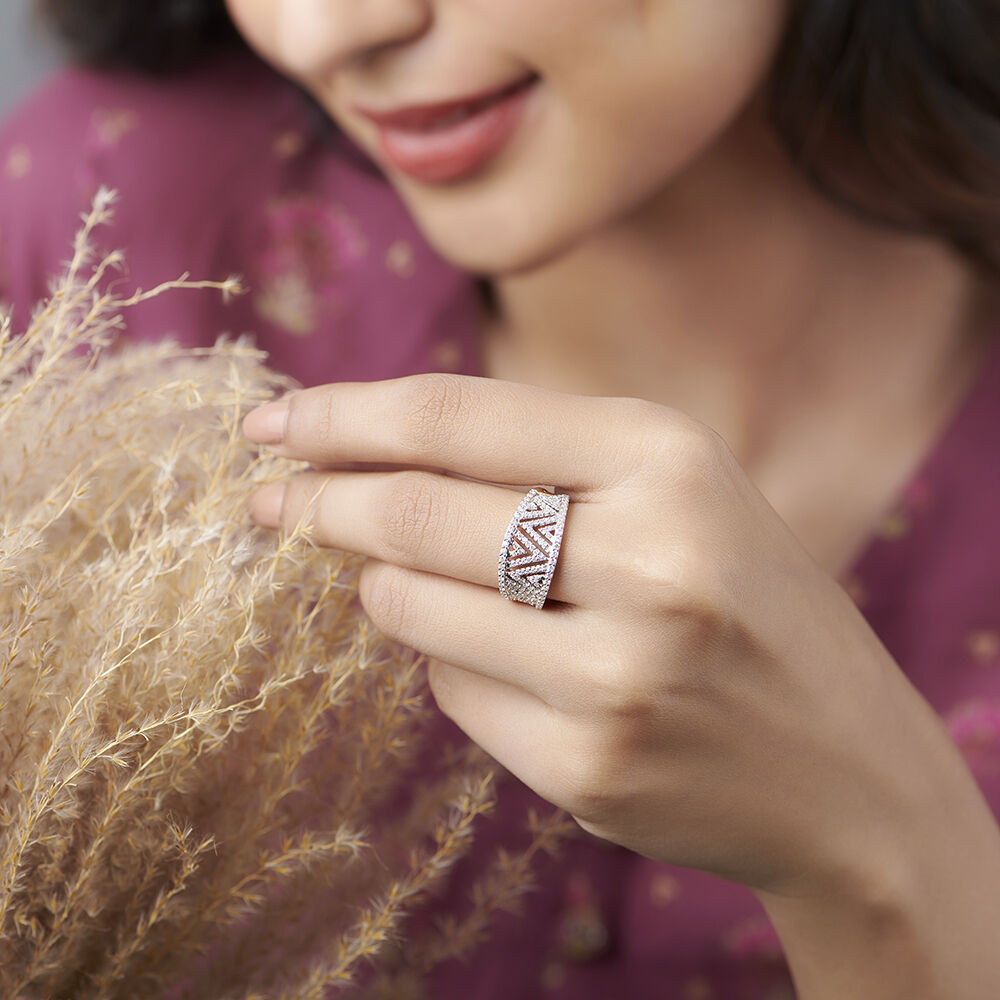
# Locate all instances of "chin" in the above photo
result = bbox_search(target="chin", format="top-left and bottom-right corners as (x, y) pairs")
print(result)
(400, 191), (590, 277)
(427, 230), (573, 277)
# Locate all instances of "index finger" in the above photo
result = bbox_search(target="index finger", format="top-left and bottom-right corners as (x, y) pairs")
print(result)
(243, 373), (650, 491)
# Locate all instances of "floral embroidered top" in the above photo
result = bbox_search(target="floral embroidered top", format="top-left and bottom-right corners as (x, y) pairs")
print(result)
(2, 50), (999, 1000)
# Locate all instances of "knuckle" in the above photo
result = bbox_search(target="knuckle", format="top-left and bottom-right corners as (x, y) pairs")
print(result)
(637, 555), (737, 687)
(669, 422), (732, 495)
(281, 391), (303, 448)
(558, 734), (631, 822)
(592, 397), (671, 485)
(316, 387), (338, 446)
(630, 404), (728, 487)
(603, 398), (730, 494)
(642, 536), (700, 593)
(377, 472), (443, 564)
(582, 652), (654, 726)
(361, 563), (414, 639)
(643, 547), (728, 635)
(556, 658), (652, 820)
(399, 374), (465, 456)
(615, 395), (667, 431)
(608, 531), (701, 614)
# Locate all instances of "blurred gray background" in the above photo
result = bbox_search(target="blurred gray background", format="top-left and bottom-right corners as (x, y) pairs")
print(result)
(0, 0), (65, 120)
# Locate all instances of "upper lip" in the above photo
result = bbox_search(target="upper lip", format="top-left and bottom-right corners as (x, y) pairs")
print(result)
(353, 74), (537, 130)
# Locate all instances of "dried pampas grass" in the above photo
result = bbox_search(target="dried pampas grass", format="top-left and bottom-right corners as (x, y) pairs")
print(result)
(0, 190), (570, 999)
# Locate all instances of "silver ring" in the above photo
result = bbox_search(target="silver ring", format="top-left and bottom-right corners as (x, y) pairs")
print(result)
(498, 488), (570, 609)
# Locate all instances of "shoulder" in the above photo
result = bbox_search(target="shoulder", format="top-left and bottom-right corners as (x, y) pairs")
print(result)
(0, 48), (312, 216)
(0, 51), (480, 382)
(0, 50), (302, 330)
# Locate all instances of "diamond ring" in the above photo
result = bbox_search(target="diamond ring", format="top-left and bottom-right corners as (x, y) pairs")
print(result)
(498, 488), (570, 610)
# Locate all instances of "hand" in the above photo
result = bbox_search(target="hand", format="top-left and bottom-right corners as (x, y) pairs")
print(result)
(242, 373), (959, 902)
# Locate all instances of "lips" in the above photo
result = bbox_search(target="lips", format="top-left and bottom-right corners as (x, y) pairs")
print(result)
(355, 75), (538, 130)
(353, 75), (539, 184)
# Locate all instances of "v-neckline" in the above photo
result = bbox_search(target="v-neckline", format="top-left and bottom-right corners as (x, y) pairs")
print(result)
(838, 328), (1000, 597)
(464, 283), (999, 605)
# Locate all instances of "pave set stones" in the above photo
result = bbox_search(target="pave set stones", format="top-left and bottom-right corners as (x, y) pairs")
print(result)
(498, 488), (570, 610)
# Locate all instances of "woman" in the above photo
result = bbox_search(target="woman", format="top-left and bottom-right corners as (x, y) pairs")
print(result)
(3, 1), (1000, 996)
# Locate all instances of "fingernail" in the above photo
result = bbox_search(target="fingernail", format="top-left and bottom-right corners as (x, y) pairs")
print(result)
(243, 398), (290, 445)
(249, 482), (286, 529)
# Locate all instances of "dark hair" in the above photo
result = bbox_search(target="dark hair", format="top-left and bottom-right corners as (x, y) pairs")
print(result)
(37, 0), (1000, 272)
(772, 2), (999, 273)
(35, 0), (244, 74)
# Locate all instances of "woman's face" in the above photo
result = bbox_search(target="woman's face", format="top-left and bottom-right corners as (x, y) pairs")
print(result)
(225, 0), (789, 274)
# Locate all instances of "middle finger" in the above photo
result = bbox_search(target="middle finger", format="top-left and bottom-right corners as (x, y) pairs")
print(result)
(248, 469), (604, 607)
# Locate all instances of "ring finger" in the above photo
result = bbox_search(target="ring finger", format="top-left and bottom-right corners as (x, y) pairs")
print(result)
(358, 560), (599, 705)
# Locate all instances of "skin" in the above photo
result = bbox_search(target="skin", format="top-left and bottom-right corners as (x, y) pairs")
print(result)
(224, 0), (790, 272)
(229, 1), (1000, 993)
(226, 0), (996, 574)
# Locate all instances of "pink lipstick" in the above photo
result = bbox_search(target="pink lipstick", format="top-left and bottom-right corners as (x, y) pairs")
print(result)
(355, 75), (539, 184)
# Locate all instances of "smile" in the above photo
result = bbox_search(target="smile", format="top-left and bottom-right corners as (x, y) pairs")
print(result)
(354, 75), (540, 184)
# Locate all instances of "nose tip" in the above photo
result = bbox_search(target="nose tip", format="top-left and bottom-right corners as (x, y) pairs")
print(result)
(276, 0), (431, 76)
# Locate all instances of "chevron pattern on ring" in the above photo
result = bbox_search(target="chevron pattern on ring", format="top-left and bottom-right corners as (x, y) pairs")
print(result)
(506, 491), (564, 595)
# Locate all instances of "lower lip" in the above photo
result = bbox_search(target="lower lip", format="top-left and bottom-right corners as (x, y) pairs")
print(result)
(373, 80), (538, 184)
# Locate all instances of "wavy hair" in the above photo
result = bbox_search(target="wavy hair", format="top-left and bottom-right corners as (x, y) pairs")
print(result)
(36, 0), (1000, 272)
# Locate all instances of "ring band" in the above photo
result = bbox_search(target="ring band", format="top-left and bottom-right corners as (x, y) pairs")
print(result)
(498, 488), (570, 609)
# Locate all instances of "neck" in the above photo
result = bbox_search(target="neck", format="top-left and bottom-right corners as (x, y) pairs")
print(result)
(484, 108), (996, 475)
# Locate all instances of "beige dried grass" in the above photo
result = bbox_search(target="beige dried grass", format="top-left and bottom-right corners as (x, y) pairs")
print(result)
(0, 190), (572, 999)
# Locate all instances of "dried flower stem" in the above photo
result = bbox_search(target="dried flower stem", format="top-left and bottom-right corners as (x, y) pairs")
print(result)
(0, 191), (566, 1000)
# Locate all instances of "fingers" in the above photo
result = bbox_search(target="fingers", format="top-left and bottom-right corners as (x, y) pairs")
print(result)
(425, 657), (571, 808)
(249, 468), (609, 607)
(242, 374), (662, 493)
(358, 561), (599, 705)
